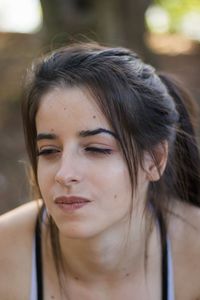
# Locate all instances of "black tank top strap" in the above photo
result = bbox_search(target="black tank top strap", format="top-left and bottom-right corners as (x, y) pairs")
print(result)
(157, 210), (168, 300)
(35, 205), (44, 300)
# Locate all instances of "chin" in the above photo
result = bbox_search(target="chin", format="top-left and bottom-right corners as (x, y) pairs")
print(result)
(57, 221), (100, 240)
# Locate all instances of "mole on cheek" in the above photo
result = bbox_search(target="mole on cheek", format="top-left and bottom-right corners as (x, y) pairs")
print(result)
(92, 115), (96, 119)
(74, 276), (79, 280)
(64, 107), (67, 110)
(114, 194), (117, 199)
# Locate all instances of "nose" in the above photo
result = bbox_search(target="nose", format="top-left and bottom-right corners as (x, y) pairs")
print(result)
(55, 152), (82, 187)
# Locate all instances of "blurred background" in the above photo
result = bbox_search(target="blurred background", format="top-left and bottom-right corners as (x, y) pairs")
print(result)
(0, 0), (200, 214)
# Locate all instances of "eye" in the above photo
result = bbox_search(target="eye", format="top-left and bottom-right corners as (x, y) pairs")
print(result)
(37, 148), (60, 157)
(85, 146), (112, 155)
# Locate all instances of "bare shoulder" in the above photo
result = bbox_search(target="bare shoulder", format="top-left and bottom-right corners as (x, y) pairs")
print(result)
(169, 200), (200, 242)
(0, 200), (42, 300)
(0, 200), (41, 231)
(169, 200), (200, 299)
(0, 200), (40, 262)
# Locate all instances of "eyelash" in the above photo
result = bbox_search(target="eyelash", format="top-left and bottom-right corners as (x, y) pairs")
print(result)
(37, 147), (112, 157)
(85, 147), (112, 155)
(37, 149), (59, 156)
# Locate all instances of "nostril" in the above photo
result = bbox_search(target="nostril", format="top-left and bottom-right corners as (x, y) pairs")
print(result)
(55, 174), (80, 187)
(55, 155), (82, 186)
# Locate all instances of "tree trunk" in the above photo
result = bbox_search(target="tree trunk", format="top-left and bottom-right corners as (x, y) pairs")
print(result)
(40, 0), (152, 59)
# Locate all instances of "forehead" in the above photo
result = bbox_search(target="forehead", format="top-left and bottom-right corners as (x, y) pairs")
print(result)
(35, 86), (109, 132)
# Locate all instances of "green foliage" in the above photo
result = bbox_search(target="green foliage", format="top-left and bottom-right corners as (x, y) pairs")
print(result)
(154, 0), (200, 32)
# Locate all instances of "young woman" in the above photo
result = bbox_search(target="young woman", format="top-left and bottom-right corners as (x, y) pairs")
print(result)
(1, 43), (200, 300)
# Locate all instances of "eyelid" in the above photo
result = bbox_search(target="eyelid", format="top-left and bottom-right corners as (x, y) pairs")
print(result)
(84, 146), (113, 155)
(84, 140), (116, 147)
(37, 143), (60, 150)
(37, 145), (61, 155)
(84, 143), (113, 149)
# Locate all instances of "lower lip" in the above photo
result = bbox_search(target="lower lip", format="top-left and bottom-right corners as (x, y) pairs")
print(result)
(56, 202), (90, 212)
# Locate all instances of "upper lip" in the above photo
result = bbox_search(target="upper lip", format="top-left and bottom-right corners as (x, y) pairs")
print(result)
(54, 196), (91, 204)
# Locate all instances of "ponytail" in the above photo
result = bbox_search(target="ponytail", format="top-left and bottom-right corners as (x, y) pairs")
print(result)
(159, 73), (200, 207)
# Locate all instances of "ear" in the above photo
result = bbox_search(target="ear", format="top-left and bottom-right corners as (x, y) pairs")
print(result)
(143, 141), (168, 182)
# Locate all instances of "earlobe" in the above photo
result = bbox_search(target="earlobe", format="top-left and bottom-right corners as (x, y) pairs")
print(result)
(144, 141), (168, 182)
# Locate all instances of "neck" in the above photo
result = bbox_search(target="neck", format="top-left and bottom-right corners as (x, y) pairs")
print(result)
(57, 211), (158, 284)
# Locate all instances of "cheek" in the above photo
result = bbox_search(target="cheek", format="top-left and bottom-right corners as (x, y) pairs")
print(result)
(37, 162), (54, 198)
(97, 160), (132, 205)
(37, 172), (46, 198)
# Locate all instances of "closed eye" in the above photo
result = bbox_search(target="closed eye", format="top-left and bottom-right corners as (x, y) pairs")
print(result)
(37, 148), (60, 156)
(85, 147), (112, 155)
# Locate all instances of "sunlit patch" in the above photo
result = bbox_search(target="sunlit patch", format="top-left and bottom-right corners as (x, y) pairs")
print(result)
(0, 0), (42, 33)
(145, 5), (170, 34)
(180, 11), (200, 41)
(145, 3), (200, 42)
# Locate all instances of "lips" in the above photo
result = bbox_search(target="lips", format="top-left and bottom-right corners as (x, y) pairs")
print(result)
(54, 196), (91, 213)
(54, 196), (91, 204)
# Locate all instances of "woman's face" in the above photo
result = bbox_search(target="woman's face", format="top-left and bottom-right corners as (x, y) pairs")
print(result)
(36, 87), (149, 239)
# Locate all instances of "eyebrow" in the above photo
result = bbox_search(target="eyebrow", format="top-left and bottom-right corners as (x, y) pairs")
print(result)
(79, 128), (118, 139)
(36, 133), (57, 141)
(36, 128), (118, 141)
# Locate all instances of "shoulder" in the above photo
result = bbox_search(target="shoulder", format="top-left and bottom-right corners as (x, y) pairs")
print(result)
(169, 199), (200, 236)
(169, 200), (200, 246)
(0, 199), (42, 231)
(0, 200), (42, 248)
(168, 200), (200, 299)
(0, 200), (42, 300)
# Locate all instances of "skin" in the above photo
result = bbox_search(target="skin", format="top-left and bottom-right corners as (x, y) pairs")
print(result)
(1, 86), (200, 299)
(36, 87), (158, 297)
(36, 86), (150, 240)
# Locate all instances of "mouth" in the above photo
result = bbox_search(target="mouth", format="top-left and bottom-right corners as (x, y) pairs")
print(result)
(54, 196), (91, 212)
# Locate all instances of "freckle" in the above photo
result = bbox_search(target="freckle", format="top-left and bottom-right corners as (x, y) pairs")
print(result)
(114, 195), (117, 199)
(50, 128), (54, 132)
(64, 107), (67, 110)
(51, 296), (55, 299)
(93, 115), (96, 119)
(126, 273), (130, 277)
(74, 276), (79, 280)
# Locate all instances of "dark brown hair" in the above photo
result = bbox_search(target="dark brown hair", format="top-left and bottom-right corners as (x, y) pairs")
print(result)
(22, 43), (200, 285)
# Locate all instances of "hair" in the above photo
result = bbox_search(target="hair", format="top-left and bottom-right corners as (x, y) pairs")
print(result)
(22, 42), (200, 289)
